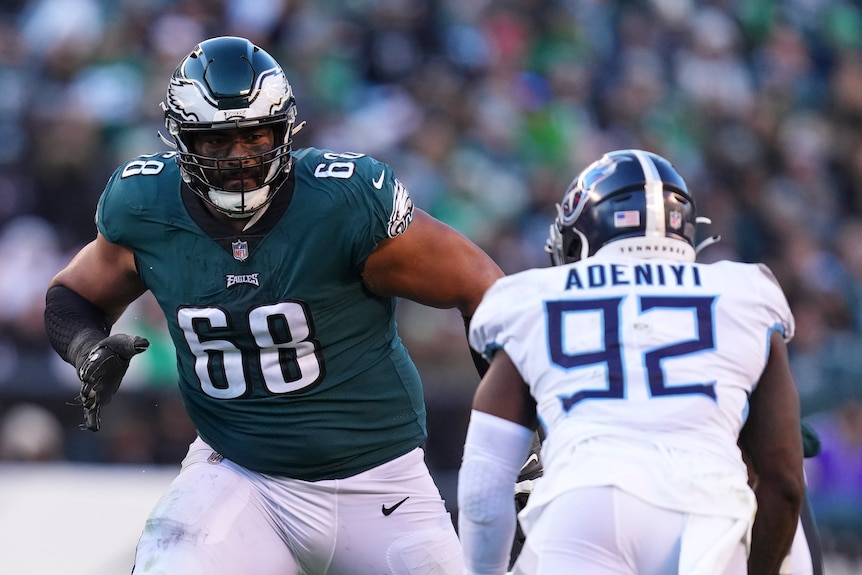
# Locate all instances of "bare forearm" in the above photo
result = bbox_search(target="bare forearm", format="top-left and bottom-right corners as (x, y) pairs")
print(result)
(748, 486), (802, 574)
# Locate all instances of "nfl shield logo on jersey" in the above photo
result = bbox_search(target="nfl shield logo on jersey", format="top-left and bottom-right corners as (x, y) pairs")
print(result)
(232, 240), (249, 261)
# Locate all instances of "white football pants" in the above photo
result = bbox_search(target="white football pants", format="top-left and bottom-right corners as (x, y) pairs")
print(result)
(132, 437), (463, 574)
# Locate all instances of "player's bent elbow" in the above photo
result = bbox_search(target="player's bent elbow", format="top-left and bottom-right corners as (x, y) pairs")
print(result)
(781, 477), (805, 511)
(762, 457), (805, 499)
(758, 473), (804, 515)
(457, 458), (515, 525)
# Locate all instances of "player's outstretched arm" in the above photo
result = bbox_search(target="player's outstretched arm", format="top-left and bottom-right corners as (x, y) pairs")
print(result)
(739, 331), (805, 574)
(44, 233), (149, 431)
(360, 208), (503, 317)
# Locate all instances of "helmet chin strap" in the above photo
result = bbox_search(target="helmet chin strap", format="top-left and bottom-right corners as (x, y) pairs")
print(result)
(157, 130), (175, 148)
(207, 185), (271, 218)
(290, 121), (306, 137)
(241, 202), (271, 230)
(204, 188), (272, 232)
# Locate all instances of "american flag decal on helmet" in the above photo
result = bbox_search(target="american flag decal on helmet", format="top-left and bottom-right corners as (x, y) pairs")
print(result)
(614, 210), (640, 228)
(232, 240), (249, 261)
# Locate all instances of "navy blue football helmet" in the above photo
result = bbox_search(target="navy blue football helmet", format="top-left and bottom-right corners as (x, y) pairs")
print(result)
(161, 36), (299, 218)
(546, 149), (717, 265)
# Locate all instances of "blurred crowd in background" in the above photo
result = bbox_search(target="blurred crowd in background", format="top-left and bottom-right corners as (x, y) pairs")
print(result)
(1, 0), (862, 562)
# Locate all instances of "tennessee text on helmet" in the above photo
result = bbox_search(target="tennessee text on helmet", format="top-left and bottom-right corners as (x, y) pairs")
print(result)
(545, 149), (719, 265)
(160, 36), (299, 217)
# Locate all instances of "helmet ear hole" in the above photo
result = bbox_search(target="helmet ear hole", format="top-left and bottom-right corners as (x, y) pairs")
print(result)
(565, 236), (582, 263)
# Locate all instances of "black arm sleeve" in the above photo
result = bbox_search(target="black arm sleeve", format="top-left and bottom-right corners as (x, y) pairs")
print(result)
(463, 315), (490, 378)
(44, 285), (112, 368)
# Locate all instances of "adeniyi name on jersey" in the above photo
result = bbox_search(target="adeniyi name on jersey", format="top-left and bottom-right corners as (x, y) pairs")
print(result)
(468, 253), (794, 530)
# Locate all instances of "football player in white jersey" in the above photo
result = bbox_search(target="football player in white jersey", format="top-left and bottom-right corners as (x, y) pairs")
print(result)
(457, 149), (805, 575)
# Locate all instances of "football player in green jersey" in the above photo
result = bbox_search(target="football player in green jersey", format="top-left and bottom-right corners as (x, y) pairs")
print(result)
(44, 36), (505, 575)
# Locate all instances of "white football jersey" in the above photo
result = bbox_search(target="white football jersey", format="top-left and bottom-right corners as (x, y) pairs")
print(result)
(469, 254), (794, 528)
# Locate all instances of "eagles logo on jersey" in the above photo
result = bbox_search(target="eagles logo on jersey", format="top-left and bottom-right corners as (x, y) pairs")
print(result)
(387, 179), (414, 238)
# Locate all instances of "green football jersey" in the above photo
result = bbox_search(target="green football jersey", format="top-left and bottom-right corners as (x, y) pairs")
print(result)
(96, 148), (426, 480)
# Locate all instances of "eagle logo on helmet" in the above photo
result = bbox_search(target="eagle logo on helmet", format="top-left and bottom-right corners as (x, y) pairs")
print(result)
(165, 68), (290, 125)
(165, 77), (210, 123)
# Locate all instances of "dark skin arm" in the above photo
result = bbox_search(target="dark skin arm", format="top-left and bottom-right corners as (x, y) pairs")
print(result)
(49, 233), (146, 323)
(51, 208), (504, 325)
(469, 349), (538, 429)
(361, 208), (504, 317)
(739, 331), (805, 575)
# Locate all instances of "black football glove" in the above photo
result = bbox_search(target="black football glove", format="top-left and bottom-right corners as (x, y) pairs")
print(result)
(76, 334), (150, 431)
(515, 431), (544, 511)
(510, 431), (544, 569)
